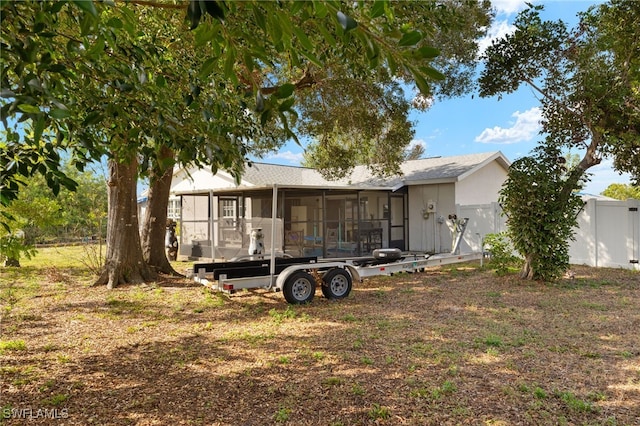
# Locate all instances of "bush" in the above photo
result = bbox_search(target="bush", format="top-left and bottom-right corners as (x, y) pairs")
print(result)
(484, 232), (521, 276)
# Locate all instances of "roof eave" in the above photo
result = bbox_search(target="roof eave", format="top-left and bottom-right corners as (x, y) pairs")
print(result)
(401, 177), (458, 186)
(173, 183), (393, 195)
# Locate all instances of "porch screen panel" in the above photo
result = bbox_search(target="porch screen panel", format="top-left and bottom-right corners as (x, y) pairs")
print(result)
(285, 193), (323, 257)
(359, 192), (388, 252)
(180, 194), (212, 258)
(325, 194), (358, 257)
(389, 195), (406, 251)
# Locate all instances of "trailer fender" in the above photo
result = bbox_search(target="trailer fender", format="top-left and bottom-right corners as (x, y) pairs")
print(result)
(275, 264), (313, 291)
(343, 265), (361, 283)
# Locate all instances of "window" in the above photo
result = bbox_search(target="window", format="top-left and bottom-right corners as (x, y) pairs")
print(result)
(167, 198), (181, 220)
(221, 198), (237, 219)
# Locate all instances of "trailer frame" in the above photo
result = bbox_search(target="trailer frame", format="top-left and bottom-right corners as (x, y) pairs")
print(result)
(193, 251), (482, 304)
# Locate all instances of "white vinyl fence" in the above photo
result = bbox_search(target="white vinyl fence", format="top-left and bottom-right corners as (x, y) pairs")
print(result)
(456, 198), (640, 271)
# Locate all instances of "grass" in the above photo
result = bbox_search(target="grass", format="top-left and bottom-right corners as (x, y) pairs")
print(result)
(368, 403), (391, 420)
(274, 407), (290, 422)
(0, 340), (27, 354)
(556, 390), (598, 413)
(42, 393), (69, 407)
(1, 246), (638, 425)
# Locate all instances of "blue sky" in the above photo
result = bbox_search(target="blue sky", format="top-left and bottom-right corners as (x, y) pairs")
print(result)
(257, 0), (631, 195)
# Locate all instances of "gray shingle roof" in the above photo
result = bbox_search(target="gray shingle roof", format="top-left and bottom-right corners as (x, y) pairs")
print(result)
(238, 151), (509, 190)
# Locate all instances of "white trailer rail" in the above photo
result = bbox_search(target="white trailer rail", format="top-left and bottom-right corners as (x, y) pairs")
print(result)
(193, 251), (482, 304)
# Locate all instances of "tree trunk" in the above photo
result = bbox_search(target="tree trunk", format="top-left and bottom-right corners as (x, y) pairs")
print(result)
(559, 133), (602, 204)
(4, 257), (20, 267)
(140, 146), (180, 275)
(96, 154), (156, 288)
(520, 254), (535, 280)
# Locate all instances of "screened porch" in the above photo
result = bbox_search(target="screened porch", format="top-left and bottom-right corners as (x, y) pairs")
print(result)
(177, 187), (408, 261)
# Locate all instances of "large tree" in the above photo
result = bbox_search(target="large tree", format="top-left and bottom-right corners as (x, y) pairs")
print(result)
(479, 1), (639, 280)
(140, 0), (492, 270)
(2, 1), (492, 287)
(2, 1), (260, 285)
(499, 145), (585, 281)
(298, 1), (492, 178)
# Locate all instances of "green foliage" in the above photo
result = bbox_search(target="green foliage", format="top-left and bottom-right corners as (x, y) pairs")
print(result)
(499, 146), (585, 281)
(1, 0), (493, 210)
(269, 305), (297, 324)
(41, 393), (69, 407)
(481, 2), (640, 281)
(274, 407), (290, 423)
(0, 161), (106, 266)
(555, 390), (597, 413)
(296, 1), (493, 178)
(482, 334), (503, 348)
(0, 233), (36, 267)
(602, 183), (640, 200)
(299, 80), (415, 179)
(483, 232), (521, 275)
(533, 387), (548, 399)
(588, 1), (640, 182)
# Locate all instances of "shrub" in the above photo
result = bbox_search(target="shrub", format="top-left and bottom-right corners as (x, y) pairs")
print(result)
(483, 232), (520, 275)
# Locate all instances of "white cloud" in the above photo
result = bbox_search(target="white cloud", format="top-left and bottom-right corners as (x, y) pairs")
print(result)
(265, 150), (304, 164)
(408, 138), (428, 151)
(491, 0), (528, 15)
(477, 19), (516, 55)
(477, 0), (530, 55)
(475, 107), (542, 144)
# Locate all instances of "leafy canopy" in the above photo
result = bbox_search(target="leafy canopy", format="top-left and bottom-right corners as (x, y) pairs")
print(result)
(480, 1), (639, 182)
(601, 183), (640, 200)
(1, 0), (469, 207)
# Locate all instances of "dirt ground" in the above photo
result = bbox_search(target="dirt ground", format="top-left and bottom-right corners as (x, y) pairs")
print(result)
(1, 261), (639, 425)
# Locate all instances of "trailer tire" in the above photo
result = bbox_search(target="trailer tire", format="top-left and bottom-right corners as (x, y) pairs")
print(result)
(283, 271), (316, 304)
(321, 269), (352, 300)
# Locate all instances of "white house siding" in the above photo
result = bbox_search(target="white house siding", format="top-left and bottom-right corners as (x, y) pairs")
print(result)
(171, 168), (241, 193)
(456, 160), (507, 205)
(407, 183), (456, 253)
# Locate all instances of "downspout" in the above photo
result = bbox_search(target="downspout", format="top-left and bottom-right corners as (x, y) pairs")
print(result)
(209, 190), (214, 260)
(267, 184), (278, 289)
(594, 200), (598, 267)
(179, 195), (183, 258)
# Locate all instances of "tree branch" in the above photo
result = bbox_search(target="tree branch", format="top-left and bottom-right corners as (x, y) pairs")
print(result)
(115, 0), (186, 10)
(260, 67), (318, 95)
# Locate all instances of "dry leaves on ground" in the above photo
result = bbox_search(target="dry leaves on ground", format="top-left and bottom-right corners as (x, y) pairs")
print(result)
(1, 261), (639, 425)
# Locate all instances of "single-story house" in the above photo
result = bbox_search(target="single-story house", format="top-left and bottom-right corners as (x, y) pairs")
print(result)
(160, 151), (510, 260)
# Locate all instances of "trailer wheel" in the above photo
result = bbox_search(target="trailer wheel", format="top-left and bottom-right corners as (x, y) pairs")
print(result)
(283, 271), (316, 304)
(321, 269), (352, 300)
